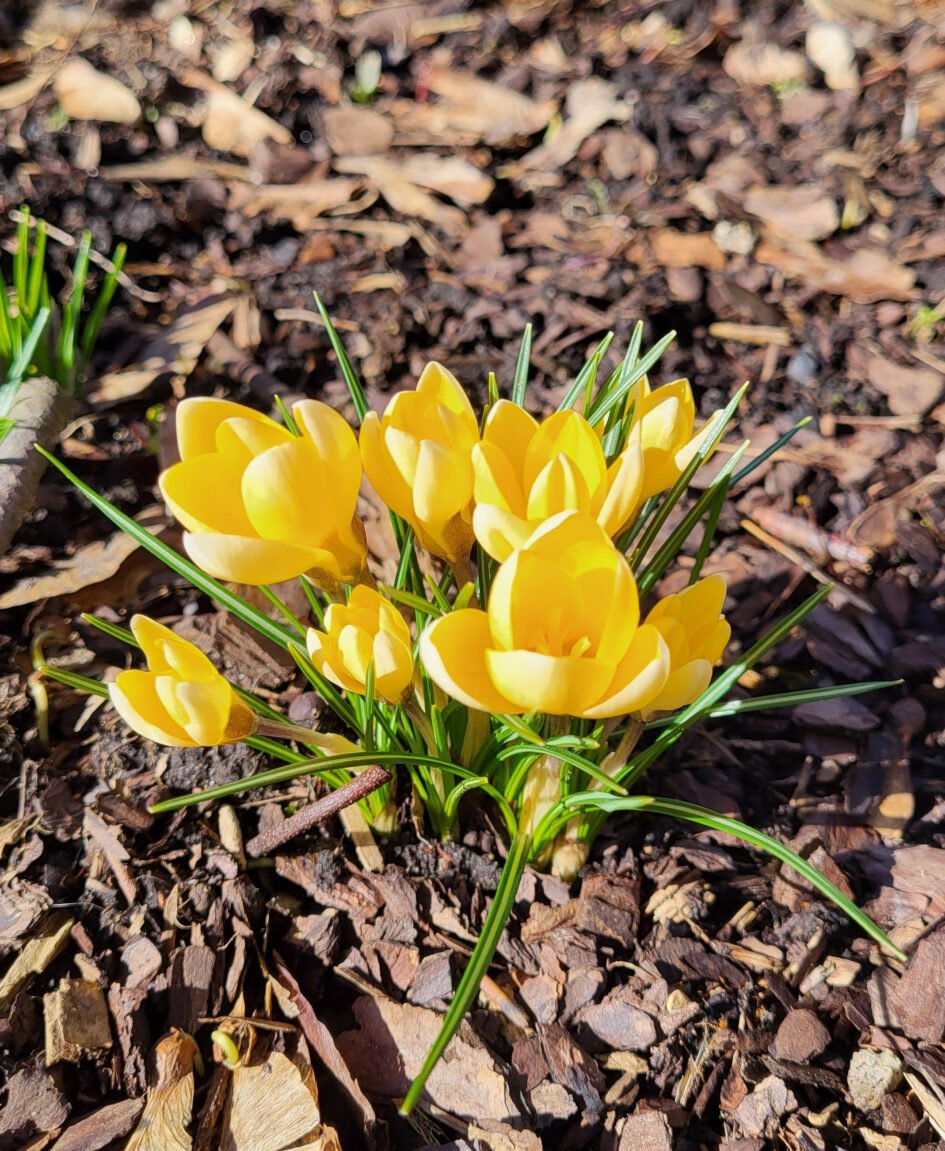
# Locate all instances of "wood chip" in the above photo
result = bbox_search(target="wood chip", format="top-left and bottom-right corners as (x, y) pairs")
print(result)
(182, 70), (292, 158)
(44, 979), (113, 1064)
(53, 59), (141, 125)
(0, 912), (73, 1011)
(744, 184), (839, 242)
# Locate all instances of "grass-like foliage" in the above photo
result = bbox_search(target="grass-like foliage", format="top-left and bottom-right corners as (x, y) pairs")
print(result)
(40, 299), (906, 1113)
(0, 208), (126, 444)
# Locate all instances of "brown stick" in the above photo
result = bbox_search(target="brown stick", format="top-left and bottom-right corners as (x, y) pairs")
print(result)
(245, 765), (391, 858)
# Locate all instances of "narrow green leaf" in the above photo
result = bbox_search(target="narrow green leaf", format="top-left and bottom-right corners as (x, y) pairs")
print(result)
(564, 794), (906, 961)
(732, 416), (812, 487)
(586, 329), (677, 424)
(41, 666), (110, 698)
(313, 292), (368, 423)
(511, 323), (533, 407)
(37, 448), (298, 652)
(557, 331), (614, 413)
(401, 833), (532, 1114)
(79, 241), (125, 371)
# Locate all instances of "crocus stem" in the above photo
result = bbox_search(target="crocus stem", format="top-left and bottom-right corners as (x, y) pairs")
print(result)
(254, 716), (342, 746)
(550, 718), (646, 880)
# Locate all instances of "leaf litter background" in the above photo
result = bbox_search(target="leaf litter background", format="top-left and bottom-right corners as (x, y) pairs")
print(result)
(1, 0), (945, 1148)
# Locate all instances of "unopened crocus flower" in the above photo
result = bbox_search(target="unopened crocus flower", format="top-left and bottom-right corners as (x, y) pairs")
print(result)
(306, 586), (414, 703)
(420, 512), (671, 718)
(471, 402), (645, 561)
(625, 377), (716, 499)
(642, 573), (730, 714)
(109, 615), (255, 747)
(159, 398), (367, 588)
(360, 363), (479, 563)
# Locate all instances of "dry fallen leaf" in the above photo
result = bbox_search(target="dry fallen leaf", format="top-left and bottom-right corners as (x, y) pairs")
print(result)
(743, 184), (839, 242)
(390, 66), (556, 146)
(228, 179), (367, 230)
(867, 353), (945, 416)
(723, 41), (807, 87)
(806, 21), (859, 93)
(223, 1051), (338, 1151)
(126, 1031), (197, 1151)
(647, 229), (727, 270)
(182, 70), (292, 158)
(334, 154), (491, 234)
(53, 58), (141, 124)
(755, 238), (917, 303)
(504, 77), (632, 177)
(0, 505), (165, 609)
(88, 294), (237, 405)
(323, 105), (393, 155)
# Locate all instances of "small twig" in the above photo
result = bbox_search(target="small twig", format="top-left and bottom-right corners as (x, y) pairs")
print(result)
(245, 765), (391, 858)
(7, 209), (163, 304)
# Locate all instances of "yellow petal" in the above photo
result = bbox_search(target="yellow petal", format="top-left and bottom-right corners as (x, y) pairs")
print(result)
(583, 625), (671, 718)
(419, 610), (517, 713)
(485, 649), (614, 715)
(109, 672), (194, 746)
(525, 455), (590, 521)
(472, 442), (526, 516)
(241, 440), (331, 543)
(638, 379), (694, 453)
(338, 623), (374, 686)
(163, 677), (232, 744)
(175, 397), (279, 460)
(159, 454), (257, 537)
(372, 630), (413, 702)
(646, 658), (713, 714)
(597, 439), (644, 537)
(129, 614), (183, 672)
(481, 401), (538, 481)
(487, 549), (584, 655)
(472, 505), (533, 562)
(360, 412), (413, 521)
(182, 531), (333, 585)
(523, 410), (606, 500)
(416, 361), (477, 430)
(293, 400), (362, 513)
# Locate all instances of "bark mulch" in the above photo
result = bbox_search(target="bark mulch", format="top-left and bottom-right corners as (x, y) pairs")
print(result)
(1, 1), (944, 1148)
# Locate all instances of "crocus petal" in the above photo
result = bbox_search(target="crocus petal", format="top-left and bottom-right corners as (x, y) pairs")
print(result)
(110, 672), (194, 746)
(597, 439), (644, 537)
(182, 531), (336, 585)
(414, 439), (474, 533)
(372, 630), (413, 701)
(524, 410), (606, 499)
(472, 441), (526, 516)
(485, 649), (614, 715)
(646, 658), (713, 714)
(129, 615), (186, 673)
(360, 412), (414, 520)
(487, 549), (584, 655)
(293, 401), (362, 514)
(583, 625), (671, 718)
(175, 397), (280, 460)
(481, 401), (538, 481)
(338, 624), (374, 685)
(471, 504), (532, 562)
(159, 454), (258, 537)
(419, 610), (518, 713)
(417, 361), (477, 429)
(165, 678), (233, 744)
(526, 455), (589, 521)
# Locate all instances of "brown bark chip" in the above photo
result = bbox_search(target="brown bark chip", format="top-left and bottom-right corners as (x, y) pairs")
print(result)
(887, 930), (945, 1042)
(0, 1057), (70, 1149)
(770, 1008), (831, 1062)
(44, 979), (113, 1064)
(617, 1109), (674, 1151)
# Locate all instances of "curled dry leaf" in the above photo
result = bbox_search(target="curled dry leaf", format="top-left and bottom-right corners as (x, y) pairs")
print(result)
(504, 77), (632, 177)
(743, 184), (839, 242)
(755, 238), (917, 303)
(182, 70), (291, 158)
(723, 41), (807, 87)
(126, 1030), (197, 1151)
(53, 58), (141, 124)
(222, 1050), (341, 1151)
(228, 179), (367, 230)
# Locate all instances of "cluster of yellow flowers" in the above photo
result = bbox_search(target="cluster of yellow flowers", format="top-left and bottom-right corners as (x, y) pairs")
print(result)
(112, 362), (728, 751)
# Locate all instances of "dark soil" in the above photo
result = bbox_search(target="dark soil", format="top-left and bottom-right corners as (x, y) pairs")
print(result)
(2, 2), (944, 1149)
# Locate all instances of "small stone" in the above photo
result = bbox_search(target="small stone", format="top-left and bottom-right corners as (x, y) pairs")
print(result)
(575, 997), (658, 1053)
(618, 1109), (674, 1151)
(848, 1049), (903, 1112)
(44, 980), (112, 1064)
(771, 1008), (831, 1062)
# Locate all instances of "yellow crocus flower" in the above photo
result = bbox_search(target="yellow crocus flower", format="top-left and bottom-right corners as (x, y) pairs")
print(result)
(642, 573), (731, 714)
(625, 377), (716, 499)
(360, 363), (479, 563)
(472, 401), (644, 561)
(109, 615), (255, 747)
(306, 586), (414, 703)
(159, 398), (367, 588)
(419, 512), (670, 718)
